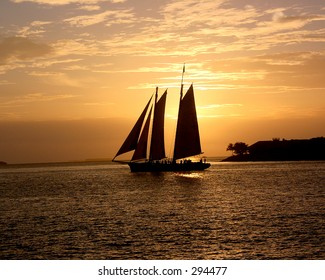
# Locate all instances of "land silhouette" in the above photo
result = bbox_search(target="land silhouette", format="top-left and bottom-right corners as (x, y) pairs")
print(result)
(223, 137), (325, 162)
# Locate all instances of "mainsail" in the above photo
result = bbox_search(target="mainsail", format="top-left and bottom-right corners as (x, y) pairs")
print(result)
(150, 90), (167, 161)
(173, 84), (202, 160)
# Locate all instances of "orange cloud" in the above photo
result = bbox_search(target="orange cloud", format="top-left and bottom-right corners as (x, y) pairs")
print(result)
(0, 37), (53, 64)
(11, 0), (125, 5)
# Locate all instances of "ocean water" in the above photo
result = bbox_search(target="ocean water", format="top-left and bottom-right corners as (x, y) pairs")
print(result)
(0, 160), (324, 260)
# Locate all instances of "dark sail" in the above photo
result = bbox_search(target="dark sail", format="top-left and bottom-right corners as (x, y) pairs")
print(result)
(132, 106), (152, 161)
(150, 90), (167, 161)
(173, 84), (202, 160)
(113, 96), (152, 160)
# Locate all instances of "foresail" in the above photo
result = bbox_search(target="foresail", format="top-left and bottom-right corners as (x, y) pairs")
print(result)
(113, 96), (152, 160)
(173, 84), (202, 160)
(150, 90), (167, 161)
(132, 106), (152, 161)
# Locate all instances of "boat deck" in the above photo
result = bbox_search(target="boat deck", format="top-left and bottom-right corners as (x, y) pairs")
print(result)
(128, 160), (211, 172)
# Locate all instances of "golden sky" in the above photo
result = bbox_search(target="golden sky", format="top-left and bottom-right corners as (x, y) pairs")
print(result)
(0, 0), (324, 163)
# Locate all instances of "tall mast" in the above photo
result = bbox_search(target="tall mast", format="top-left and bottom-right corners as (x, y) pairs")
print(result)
(155, 86), (158, 103)
(180, 63), (185, 99)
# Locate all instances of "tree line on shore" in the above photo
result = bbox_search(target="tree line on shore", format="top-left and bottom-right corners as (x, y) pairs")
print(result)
(224, 137), (325, 161)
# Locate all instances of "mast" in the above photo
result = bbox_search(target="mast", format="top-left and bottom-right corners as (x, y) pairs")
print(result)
(180, 63), (185, 99)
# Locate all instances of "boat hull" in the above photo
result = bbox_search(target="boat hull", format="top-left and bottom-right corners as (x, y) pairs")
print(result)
(128, 161), (211, 172)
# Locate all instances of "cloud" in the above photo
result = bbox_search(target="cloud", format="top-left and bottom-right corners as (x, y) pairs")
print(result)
(12, 1), (318, 61)
(30, 58), (83, 69)
(8, 1), (324, 61)
(11, 0), (125, 5)
(0, 37), (53, 64)
(90, 1), (323, 58)
(254, 9), (325, 36)
(23, 92), (76, 102)
(28, 71), (83, 87)
(0, 80), (14, 85)
(18, 21), (52, 37)
(271, 9), (286, 22)
(206, 51), (325, 94)
(52, 39), (101, 56)
(57, 1), (254, 57)
(0, 63), (24, 75)
(64, 9), (135, 27)
(198, 104), (243, 109)
(78, 5), (101, 11)
(272, 10), (324, 25)
(176, 0), (258, 27)
(0, 92), (76, 108)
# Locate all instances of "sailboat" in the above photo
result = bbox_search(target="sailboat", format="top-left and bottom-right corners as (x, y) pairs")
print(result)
(113, 67), (211, 172)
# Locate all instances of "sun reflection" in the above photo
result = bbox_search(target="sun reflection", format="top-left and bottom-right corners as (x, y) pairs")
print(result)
(176, 172), (203, 179)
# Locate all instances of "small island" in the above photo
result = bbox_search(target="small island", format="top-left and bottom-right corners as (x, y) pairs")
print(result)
(222, 137), (325, 162)
(0, 161), (7, 165)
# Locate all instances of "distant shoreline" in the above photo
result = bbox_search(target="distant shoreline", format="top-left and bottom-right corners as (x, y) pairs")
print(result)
(222, 155), (325, 162)
(222, 137), (325, 162)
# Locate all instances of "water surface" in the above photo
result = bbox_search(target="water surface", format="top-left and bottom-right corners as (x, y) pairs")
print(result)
(0, 161), (324, 259)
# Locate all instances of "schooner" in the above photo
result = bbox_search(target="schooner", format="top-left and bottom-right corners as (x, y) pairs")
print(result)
(113, 67), (210, 172)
